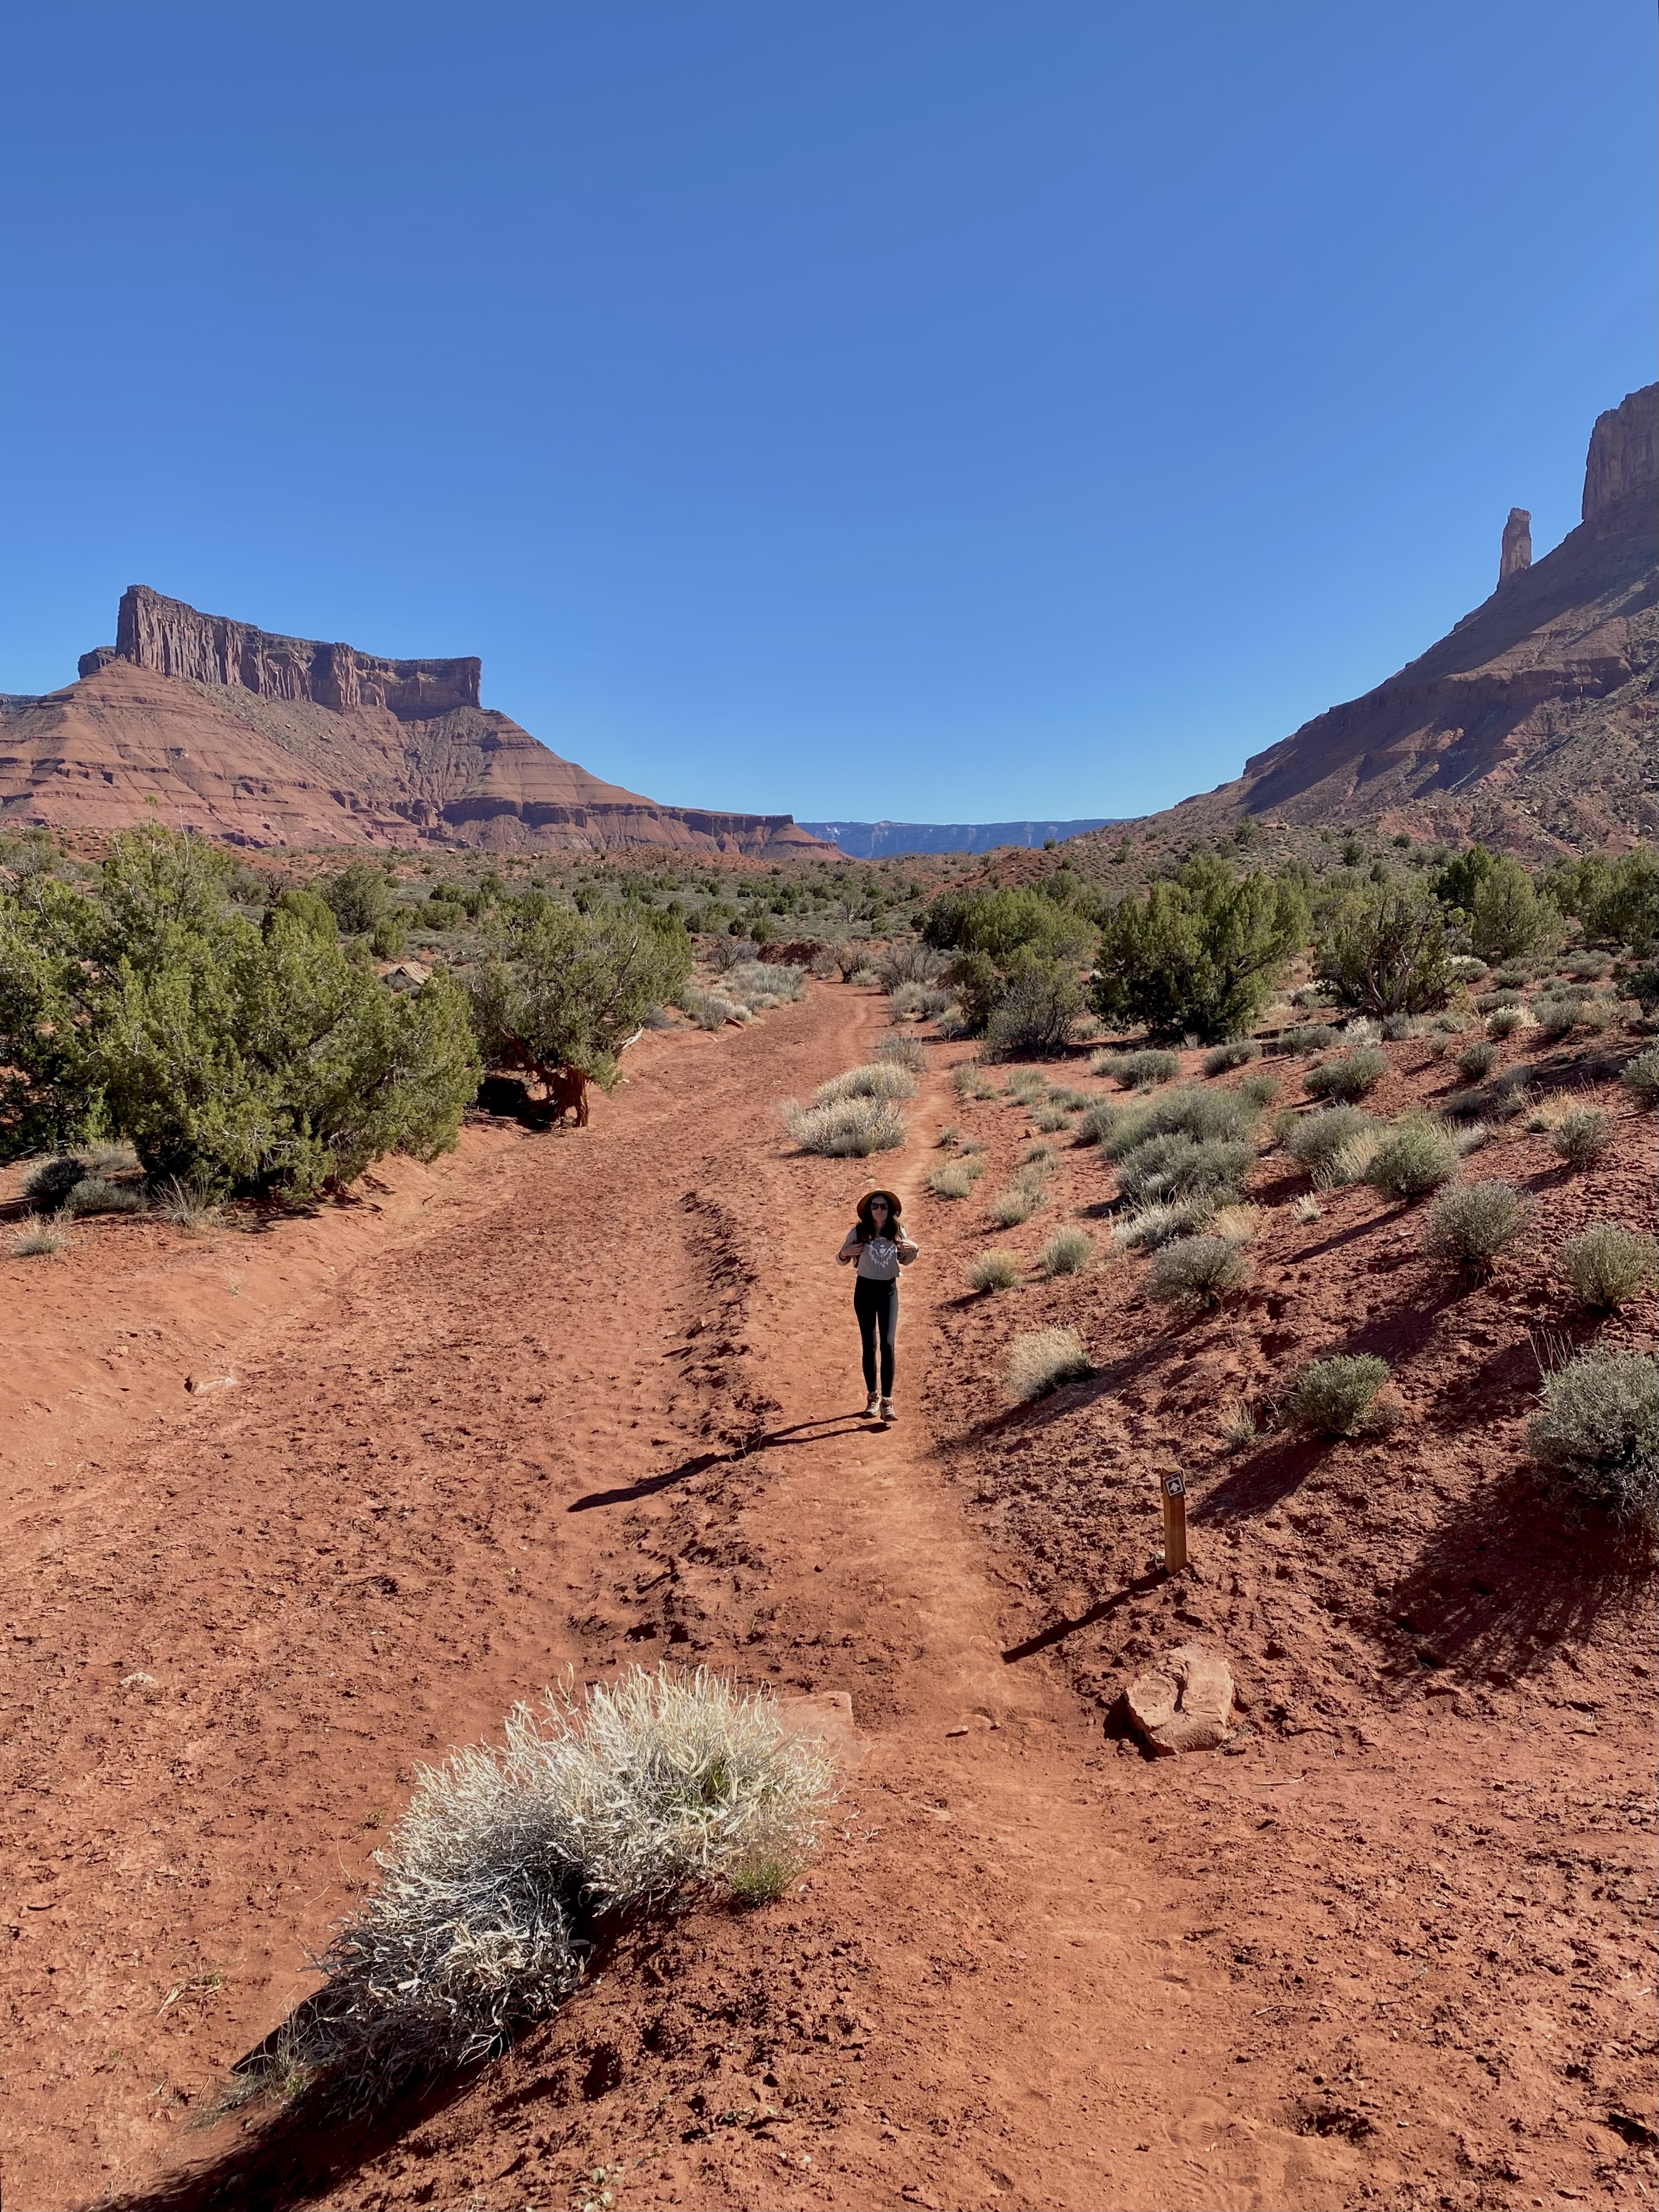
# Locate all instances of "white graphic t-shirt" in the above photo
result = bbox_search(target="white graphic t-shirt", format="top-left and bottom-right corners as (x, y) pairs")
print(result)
(856, 1233), (905, 1281)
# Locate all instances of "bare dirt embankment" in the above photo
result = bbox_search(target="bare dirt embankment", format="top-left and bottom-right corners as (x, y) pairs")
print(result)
(1, 986), (1652, 2212)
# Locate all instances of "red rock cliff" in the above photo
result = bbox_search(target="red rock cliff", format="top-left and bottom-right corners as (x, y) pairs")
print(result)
(1582, 384), (1659, 523)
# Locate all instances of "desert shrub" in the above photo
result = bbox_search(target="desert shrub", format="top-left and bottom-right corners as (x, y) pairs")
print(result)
(986, 1183), (1040, 1228)
(927, 1162), (976, 1200)
(1620, 1045), (1659, 1107)
(1006, 1325), (1092, 1401)
(1421, 1181), (1529, 1276)
(1091, 856), (1307, 1042)
(847, 965), (880, 987)
(316, 860), (393, 937)
(1530, 997), (1582, 1040)
(814, 1062), (916, 1105)
(1304, 1048), (1390, 1102)
(368, 912), (409, 960)
(12, 1214), (72, 1256)
(1292, 1194), (1322, 1224)
(1115, 1133), (1251, 1206)
(1207, 1201), (1260, 1244)
(1039, 1224), (1093, 1276)
(63, 1175), (145, 1215)
(1560, 1225), (1659, 1311)
(153, 1175), (223, 1229)
(1099, 1085), (1258, 1157)
(1551, 1108), (1611, 1171)
(1466, 856), (1562, 965)
(808, 949), (843, 981)
(286, 1668), (834, 2105)
(1363, 1116), (1460, 1200)
(1110, 1198), (1216, 1251)
(1527, 1349), (1659, 1533)
(981, 954), (1084, 1058)
(887, 982), (954, 1022)
(1381, 1013), (1417, 1041)
(685, 991), (744, 1029)
(1236, 1070), (1280, 1109)
(782, 1097), (906, 1156)
(1285, 1023), (1340, 1055)
(1073, 1100), (1125, 1147)
(1031, 1103), (1072, 1133)
(1220, 1402), (1258, 1449)
(1099, 1048), (1181, 1090)
(874, 1033), (928, 1072)
(23, 1155), (86, 1209)
(1281, 1104), (1375, 1178)
(1456, 1039), (1500, 1080)
(1487, 1005), (1528, 1039)
(469, 895), (690, 1082)
(1315, 878), (1453, 1015)
(1146, 1234), (1249, 1310)
(1287, 1354), (1393, 1437)
(876, 943), (952, 989)
(1560, 949), (1612, 980)
(1201, 1039), (1260, 1075)
(922, 887), (1094, 966)
(967, 1249), (1023, 1293)
(1047, 1085), (1093, 1111)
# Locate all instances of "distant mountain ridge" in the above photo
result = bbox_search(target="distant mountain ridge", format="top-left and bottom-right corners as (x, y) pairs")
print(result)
(802, 817), (1118, 858)
(1, 587), (833, 858)
(1068, 382), (1657, 862)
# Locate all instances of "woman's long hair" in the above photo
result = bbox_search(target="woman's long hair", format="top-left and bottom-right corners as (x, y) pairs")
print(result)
(854, 1189), (903, 1240)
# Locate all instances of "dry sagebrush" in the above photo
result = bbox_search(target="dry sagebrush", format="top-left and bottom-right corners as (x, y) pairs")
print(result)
(1007, 1325), (1092, 1401)
(278, 1669), (835, 2110)
(783, 1095), (907, 1156)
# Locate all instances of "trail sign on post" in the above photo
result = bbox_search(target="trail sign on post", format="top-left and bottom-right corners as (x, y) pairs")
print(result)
(1161, 1472), (1188, 1573)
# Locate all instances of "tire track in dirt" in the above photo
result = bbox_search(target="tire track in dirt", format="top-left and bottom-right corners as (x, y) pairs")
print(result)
(4, 987), (1361, 2211)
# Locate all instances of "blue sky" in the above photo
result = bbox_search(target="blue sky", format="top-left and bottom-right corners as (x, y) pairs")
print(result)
(2, 3), (1652, 822)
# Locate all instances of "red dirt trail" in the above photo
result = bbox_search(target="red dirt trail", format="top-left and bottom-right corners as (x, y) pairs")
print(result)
(1, 984), (1652, 2211)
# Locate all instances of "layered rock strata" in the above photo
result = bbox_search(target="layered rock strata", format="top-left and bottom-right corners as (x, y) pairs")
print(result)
(5, 590), (830, 856)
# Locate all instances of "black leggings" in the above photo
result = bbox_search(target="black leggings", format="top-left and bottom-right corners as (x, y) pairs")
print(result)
(854, 1276), (899, 1397)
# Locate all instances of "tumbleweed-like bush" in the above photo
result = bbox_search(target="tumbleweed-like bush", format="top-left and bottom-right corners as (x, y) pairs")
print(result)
(874, 1033), (928, 1072)
(1146, 1233), (1249, 1311)
(283, 1668), (837, 2108)
(1620, 1046), (1659, 1109)
(1304, 1047), (1390, 1102)
(1114, 1133), (1251, 1207)
(11, 1215), (72, 1258)
(1527, 1349), (1659, 1535)
(814, 1062), (917, 1105)
(1280, 1104), (1375, 1179)
(966, 1249), (1023, 1293)
(1455, 1039), (1500, 1081)
(1362, 1117), (1460, 1201)
(1091, 1048), (1180, 1090)
(1100, 1085), (1258, 1156)
(1421, 1181), (1530, 1277)
(1006, 1325), (1092, 1401)
(1236, 1070), (1280, 1109)
(1487, 1005), (1529, 1040)
(63, 1175), (146, 1215)
(1201, 1040), (1260, 1075)
(927, 1159), (980, 1200)
(1039, 1224), (1093, 1276)
(1073, 1100), (1126, 1148)
(1287, 1354), (1393, 1437)
(1551, 1108), (1612, 1173)
(782, 1096), (906, 1156)
(986, 1183), (1041, 1228)
(1559, 1225), (1659, 1312)
(1109, 1197), (1217, 1253)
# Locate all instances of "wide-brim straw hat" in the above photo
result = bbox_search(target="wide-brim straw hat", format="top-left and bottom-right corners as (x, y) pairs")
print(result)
(856, 1189), (903, 1227)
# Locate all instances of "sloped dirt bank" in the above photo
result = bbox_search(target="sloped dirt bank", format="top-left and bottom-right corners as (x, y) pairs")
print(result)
(1, 992), (1652, 2211)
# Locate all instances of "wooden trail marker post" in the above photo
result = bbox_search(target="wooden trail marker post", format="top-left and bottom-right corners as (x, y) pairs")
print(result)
(1161, 1472), (1188, 1573)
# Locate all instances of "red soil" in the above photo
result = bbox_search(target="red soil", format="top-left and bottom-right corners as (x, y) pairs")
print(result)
(1, 990), (1653, 2211)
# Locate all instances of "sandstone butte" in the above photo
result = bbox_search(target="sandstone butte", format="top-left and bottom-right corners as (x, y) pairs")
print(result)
(1069, 380), (1659, 861)
(0, 586), (834, 857)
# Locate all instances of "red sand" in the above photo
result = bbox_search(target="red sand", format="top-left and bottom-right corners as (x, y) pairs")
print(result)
(1, 987), (1653, 2211)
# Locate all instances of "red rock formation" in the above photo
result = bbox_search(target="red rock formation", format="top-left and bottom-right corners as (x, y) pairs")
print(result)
(1159, 384), (1657, 851)
(1583, 383), (1659, 522)
(8, 590), (833, 857)
(1499, 507), (1531, 587)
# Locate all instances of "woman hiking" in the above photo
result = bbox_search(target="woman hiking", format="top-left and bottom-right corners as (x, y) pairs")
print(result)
(837, 1189), (918, 1424)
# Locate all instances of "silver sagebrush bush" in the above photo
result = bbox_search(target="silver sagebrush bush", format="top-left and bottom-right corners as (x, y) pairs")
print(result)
(285, 1669), (835, 2108)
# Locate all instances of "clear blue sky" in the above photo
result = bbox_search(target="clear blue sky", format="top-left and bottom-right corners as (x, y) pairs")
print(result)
(2, 3), (1653, 823)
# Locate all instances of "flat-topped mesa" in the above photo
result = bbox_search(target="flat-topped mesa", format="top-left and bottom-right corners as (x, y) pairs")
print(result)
(78, 585), (481, 719)
(1582, 383), (1659, 524)
(1499, 507), (1532, 587)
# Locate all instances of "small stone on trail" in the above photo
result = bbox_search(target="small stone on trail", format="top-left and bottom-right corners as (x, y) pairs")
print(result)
(1124, 1643), (1235, 1755)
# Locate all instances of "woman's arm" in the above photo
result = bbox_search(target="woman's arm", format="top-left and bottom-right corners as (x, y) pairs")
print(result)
(896, 1233), (920, 1263)
(837, 1229), (861, 1265)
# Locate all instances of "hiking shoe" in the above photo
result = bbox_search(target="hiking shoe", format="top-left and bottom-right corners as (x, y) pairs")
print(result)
(879, 1398), (896, 1424)
(865, 1393), (882, 1419)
